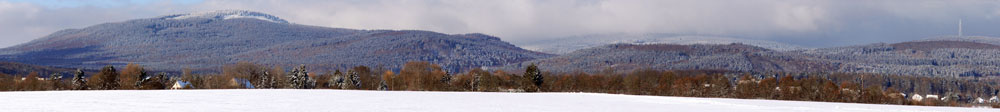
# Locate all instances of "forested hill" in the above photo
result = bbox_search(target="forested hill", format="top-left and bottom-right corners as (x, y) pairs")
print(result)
(0, 10), (553, 73)
(506, 38), (1000, 77)
(0, 62), (79, 77)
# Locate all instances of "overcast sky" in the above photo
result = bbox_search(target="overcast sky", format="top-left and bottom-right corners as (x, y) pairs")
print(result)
(1, 0), (999, 48)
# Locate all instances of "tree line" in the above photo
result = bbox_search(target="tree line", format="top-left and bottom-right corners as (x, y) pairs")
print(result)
(0, 61), (998, 108)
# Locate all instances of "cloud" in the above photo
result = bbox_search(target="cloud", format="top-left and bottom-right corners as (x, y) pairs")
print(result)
(1, 0), (999, 48)
(0, 0), (200, 47)
(0, 1), (43, 47)
(182, 0), (835, 40)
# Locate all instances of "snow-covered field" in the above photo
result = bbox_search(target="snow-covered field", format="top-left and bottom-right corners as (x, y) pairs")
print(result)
(0, 89), (993, 112)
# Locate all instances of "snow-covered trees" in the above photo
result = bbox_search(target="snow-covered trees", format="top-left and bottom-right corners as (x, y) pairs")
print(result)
(329, 70), (345, 89)
(138, 73), (169, 89)
(346, 70), (361, 89)
(326, 69), (360, 89)
(440, 71), (452, 85)
(287, 65), (314, 89)
(0, 62), (997, 108)
(223, 62), (279, 89)
(72, 69), (87, 90)
(48, 73), (64, 90)
(378, 80), (389, 91)
(257, 71), (277, 89)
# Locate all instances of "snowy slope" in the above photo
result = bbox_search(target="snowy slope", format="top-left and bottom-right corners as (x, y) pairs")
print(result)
(0, 89), (992, 112)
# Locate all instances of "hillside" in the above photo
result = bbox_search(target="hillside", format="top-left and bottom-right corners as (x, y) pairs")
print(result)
(0, 89), (992, 112)
(0, 62), (78, 77)
(801, 40), (1000, 77)
(504, 43), (832, 73)
(2, 10), (999, 77)
(0, 10), (552, 72)
(509, 37), (1000, 77)
(515, 33), (808, 54)
(918, 36), (1000, 46)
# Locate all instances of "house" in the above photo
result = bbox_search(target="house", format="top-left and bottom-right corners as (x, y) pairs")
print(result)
(20, 77), (48, 81)
(924, 94), (939, 100)
(888, 93), (905, 99)
(941, 94), (960, 101)
(976, 97), (985, 104)
(171, 81), (191, 90)
(990, 96), (1000, 103)
(230, 78), (254, 89)
(910, 94), (923, 101)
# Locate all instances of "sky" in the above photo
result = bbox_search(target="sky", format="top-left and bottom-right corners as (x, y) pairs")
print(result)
(0, 0), (999, 48)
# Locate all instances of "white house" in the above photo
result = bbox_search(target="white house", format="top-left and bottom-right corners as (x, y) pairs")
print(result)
(171, 81), (191, 90)
(910, 94), (923, 101)
(924, 94), (939, 100)
(990, 96), (1000, 103)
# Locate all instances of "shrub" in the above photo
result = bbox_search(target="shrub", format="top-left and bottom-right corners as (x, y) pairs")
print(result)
(120, 63), (146, 90)
(93, 65), (120, 90)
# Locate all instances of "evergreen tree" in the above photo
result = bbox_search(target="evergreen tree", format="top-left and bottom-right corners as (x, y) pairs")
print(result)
(471, 73), (482, 91)
(378, 80), (389, 91)
(134, 70), (148, 89)
(98, 65), (120, 90)
(139, 72), (169, 89)
(256, 70), (275, 89)
(287, 65), (313, 89)
(71, 69), (87, 90)
(288, 65), (302, 88)
(347, 70), (361, 89)
(525, 64), (543, 87)
(330, 70), (345, 89)
(440, 71), (452, 84)
(49, 73), (63, 90)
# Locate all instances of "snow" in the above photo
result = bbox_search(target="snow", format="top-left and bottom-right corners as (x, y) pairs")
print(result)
(163, 10), (289, 23)
(0, 89), (993, 112)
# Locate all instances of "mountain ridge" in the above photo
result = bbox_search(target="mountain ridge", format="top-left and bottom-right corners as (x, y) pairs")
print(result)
(504, 37), (1000, 77)
(0, 10), (551, 73)
(4, 10), (1000, 77)
(515, 33), (808, 54)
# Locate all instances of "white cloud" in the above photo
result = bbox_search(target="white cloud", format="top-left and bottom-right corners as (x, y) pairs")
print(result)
(0, 1), (196, 47)
(183, 0), (835, 40)
(0, 1), (43, 47)
(773, 2), (826, 32)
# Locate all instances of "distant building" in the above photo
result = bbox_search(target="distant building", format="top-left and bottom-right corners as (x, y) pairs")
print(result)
(925, 94), (939, 100)
(989, 96), (1000, 103)
(910, 94), (923, 101)
(230, 78), (254, 89)
(171, 81), (191, 90)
